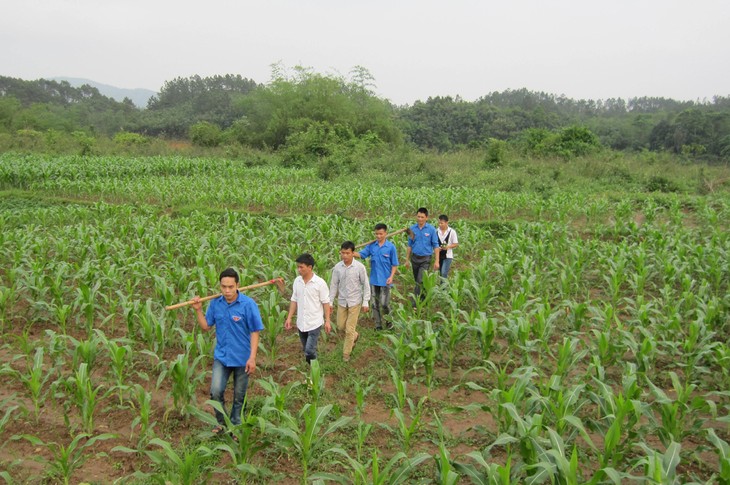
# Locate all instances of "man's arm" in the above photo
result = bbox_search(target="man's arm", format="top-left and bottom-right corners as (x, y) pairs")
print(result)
(246, 331), (260, 374)
(191, 297), (212, 332)
(285, 301), (297, 330)
(360, 265), (370, 311)
(323, 302), (331, 333)
(387, 265), (397, 286)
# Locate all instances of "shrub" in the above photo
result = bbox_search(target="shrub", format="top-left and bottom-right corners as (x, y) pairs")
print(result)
(189, 121), (222, 147)
(645, 175), (679, 193)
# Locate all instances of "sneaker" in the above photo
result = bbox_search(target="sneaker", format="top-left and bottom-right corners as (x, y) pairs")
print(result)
(354, 332), (360, 346)
(343, 355), (350, 362)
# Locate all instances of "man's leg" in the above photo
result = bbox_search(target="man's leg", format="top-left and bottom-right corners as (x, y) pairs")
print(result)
(413, 256), (431, 301)
(440, 258), (452, 279)
(336, 305), (348, 333)
(371, 285), (383, 329)
(298, 329), (310, 363)
(303, 326), (321, 363)
(342, 305), (361, 360)
(230, 366), (250, 426)
(380, 285), (392, 328)
(210, 359), (232, 426)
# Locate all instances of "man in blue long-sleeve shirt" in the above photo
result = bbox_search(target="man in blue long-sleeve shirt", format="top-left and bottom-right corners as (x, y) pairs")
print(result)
(405, 207), (440, 305)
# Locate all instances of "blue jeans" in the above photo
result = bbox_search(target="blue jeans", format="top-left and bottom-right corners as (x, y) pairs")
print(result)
(210, 359), (249, 426)
(298, 326), (321, 363)
(439, 258), (453, 279)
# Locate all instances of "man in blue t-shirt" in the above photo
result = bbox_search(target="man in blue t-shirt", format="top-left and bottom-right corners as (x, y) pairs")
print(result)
(355, 223), (399, 330)
(191, 267), (264, 433)
(405, 207), (440, 305)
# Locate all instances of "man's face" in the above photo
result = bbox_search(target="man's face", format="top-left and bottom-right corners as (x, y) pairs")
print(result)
(374, 229), (387, 243)
(220, 276), (238, 303)
(297, 263), (312, 279)
(438, 219), (448, 231)
(417, 212), (428, 226)
(340, 248), (354, 264)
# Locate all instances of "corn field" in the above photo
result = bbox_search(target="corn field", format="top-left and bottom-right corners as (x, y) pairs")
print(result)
(0, 153), (729, 484)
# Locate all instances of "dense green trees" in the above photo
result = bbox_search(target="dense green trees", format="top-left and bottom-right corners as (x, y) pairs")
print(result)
(0, 72), (728, 163)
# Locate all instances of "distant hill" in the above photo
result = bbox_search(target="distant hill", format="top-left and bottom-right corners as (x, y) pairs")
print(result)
(51, 77), (157, 108)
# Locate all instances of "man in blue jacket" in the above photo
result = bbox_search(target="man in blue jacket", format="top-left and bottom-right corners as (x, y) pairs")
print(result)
(356, 223), (399, 330)
(191, 267), (264, 433)
(405, 207), (440, 305)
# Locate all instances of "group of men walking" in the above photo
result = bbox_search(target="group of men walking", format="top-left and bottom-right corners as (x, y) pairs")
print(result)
(189, 207), (458, 431)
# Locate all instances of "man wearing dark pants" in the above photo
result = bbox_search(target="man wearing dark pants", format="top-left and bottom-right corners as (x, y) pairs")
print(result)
(405, 207), (440, 305)
(355, 223), (399, 330)
(191, 267), (264, 434)
(285, 253), (331, 364)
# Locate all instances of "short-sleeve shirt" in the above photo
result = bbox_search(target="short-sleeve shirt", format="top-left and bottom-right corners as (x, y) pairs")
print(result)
(291, 273), (330, 332)
(205, 292), (264, 367)
(359, 240), (399, 287)
(437, 227), (459, 259)
(408, 223), (440, 256)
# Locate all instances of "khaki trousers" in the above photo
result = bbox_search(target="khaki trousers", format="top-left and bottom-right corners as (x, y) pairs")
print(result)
(337, 304), (361, 358)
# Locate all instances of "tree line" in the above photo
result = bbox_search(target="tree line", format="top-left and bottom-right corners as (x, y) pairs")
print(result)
(1, 69), (729, 162)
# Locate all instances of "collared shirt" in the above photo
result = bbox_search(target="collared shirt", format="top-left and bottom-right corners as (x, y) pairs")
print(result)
(358, 240), (399, 287)
(437, 227), (459, 259)
(205, 292), (264, 367)
(329, 259), (371, 308)
(408, 223), (440, 256)
(291, 273), (330, 332)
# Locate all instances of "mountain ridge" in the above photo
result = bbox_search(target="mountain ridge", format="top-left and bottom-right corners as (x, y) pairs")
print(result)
(51, 77), (157, 108)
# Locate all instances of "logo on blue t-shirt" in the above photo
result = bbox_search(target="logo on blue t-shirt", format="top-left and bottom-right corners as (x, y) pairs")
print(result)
(232, 315), (241, 322)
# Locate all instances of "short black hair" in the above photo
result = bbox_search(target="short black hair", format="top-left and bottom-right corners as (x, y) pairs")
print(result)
(295, 253), (315, 267)
(340, 241), (356, 251)
(417, 207), (429, 216)
(438, 214), (449, 222)
(219, 267), (239, 283)
(374, 223), (387, 231)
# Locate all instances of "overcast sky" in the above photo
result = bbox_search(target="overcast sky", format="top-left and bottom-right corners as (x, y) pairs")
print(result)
(2, 0), (728, 105)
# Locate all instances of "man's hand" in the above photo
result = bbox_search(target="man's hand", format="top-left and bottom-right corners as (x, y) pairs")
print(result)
(362, 305), (369, 313)
(191, 296), (202, 311)
(285, 317), (292, 330)
(324, 320), (332, 333)
(245, 357), (257, 375)
(386, 276), (393, 285)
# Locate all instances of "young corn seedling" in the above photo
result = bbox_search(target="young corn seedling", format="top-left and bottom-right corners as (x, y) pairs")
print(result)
(1, 346), (54, 424)
(453, 440), (515, 484)
(192, 400), (272, 484)
(95, 330), (134, 406)
(157, 348), (207, 419)
(128, 383), (157, 448)
(310, 448), (431, 485)
(432, 412), (460, 485)
(259, 290), (286, 368)
(646, 371), (710, 447)
(268, 386), (352, 482)
(411, 321), (439, 393)
(18, 432), (115, 485)
(62, 362), (103, 434)
(113, 437), (214, 485)
(706, 428), (730, 483)
(436, 310), (468, 375)
(467, 310), (497, 363)
(635, 441), (682, 485)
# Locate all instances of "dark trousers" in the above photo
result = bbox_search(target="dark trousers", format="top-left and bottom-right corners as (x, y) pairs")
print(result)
(411, 254), (432, 301)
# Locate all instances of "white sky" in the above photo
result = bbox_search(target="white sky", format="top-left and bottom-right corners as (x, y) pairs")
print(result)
(2, 0), (728, 105)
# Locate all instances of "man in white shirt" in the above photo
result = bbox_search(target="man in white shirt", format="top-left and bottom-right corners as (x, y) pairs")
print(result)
(329, 241), (370, 362)
(437, 214), (459, 279)
(285, 253), (331, 364)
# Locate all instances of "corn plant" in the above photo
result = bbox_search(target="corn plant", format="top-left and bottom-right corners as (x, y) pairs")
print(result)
(380, 331), (415, 379)
(18, 432), (115, 485)
(128, 383), (157, 448)
(436, 310), (469, 374)
(432, 412), (460, 485)
(646, 371), (711, 447)
(61, 362), (103, 434)
(73, 280), (101, 336)
(706, 428), (730, 483)
(311, 448), (431, 485)
(156, 347), (207, 418)
(383, 367), (428, 454)
(95, 330), (134, 406)
(135, 298), (168, 354)
(634, 441), (682, 485)
(1, 346), (54, 423)
(193, 400), (272, 483)
(467, 310), (497, 362)
(258, 375), (302, 426)
(0, 284), (18, 332)
(113, 437), (214, 485)
(453, 443), (516, 484)
(259, 290), (287, 368)
(411, 321), (439, 392)
(267, 361), (352, 483)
